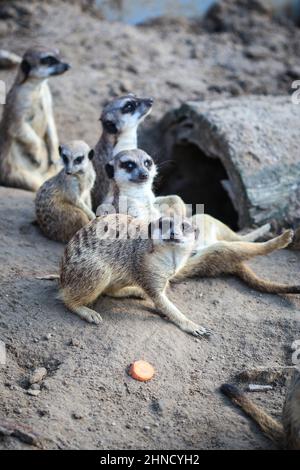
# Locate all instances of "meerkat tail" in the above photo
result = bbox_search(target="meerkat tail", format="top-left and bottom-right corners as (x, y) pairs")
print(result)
(221, 384), (284, 446)
(240, 223), (271, 242)
(234, 264), (300, 294)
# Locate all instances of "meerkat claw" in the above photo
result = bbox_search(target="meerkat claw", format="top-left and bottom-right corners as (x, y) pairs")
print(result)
(86, 311), (103, 324)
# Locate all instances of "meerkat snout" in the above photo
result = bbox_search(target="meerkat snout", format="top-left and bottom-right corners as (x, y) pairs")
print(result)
(105, 149), (157, 186)
(59, 142), (94, 176)
(20, 47), (70, 82)
(150, 216), (195, 246)
(100, 94), (154, 136)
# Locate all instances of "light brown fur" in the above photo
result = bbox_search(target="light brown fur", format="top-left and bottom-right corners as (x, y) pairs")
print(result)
(174, 214), (299, 295)
(0, 46), (70, 191)
(35, 141), (95, 243)
(221, 369), (300, 450)
(92, 94), (153, 209)
(59, 213), (210, 337)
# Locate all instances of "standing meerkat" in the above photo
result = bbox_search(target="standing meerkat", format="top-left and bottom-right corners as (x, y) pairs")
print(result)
(221, 369), (300, 450)
(96, 149), (160, 221)
(92, 94), (153, 209)
(35, 141), (95, 243)
(59, 213), (210, 337)
(0, 46), (70, 191)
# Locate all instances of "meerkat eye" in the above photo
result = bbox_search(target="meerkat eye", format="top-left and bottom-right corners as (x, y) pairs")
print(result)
(74, 156), (84, 165)
(122, 101), (136, 114)
(61, 154), (68, 165)
(40, 56), (59, 66)
(120, 161), (136, 172)
(144, 159), (152, 168)
(182, 222), (192, 233)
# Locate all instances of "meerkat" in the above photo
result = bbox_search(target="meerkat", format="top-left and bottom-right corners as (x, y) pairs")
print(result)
(221, 369), (300, 450)
(0, 46), (70, 192)
(35, 141), (95, 243)
(59, 213), (210, 337)
(173, 221), (300, 294)
(96, 149), (160, 222)
(92, 94), (153, 209)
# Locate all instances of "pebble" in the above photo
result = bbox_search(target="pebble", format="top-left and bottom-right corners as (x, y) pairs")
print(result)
(44, 333), (52, 341)
(72, 412), (83, 420)
(30, 383), (40, 391)
(143, 425), (150, 431)
(29, 367), (47, 385)
(69, 338), (80, 347)
(27, 389), (40, 397)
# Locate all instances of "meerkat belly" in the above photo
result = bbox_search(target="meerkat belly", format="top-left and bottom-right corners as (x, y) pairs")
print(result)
(29, 101), (48, 137)
(154, 249), (189, 278)
(11, 140), (47, 173)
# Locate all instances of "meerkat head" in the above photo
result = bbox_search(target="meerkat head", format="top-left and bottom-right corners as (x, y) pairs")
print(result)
(59, 141), (94, 176)
(149, 216), (195, 249)
(19, 47), (70, 83)
(105, 149), (157, 187)
(100, 94), (153, 137)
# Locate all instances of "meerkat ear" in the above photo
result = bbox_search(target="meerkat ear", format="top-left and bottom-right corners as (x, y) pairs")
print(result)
(20, 59), (31, 79)
(88, 149), (95, 160)
(105, 162), (114, 179)
(102, 119), (118, 135)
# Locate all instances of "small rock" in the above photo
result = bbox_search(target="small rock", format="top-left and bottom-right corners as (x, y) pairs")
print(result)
(30, 384), (40, 391)
(69, 338), (80, 347)
(27, 389), (40, 397)
(143, 425), (150, 431)
(44, 334), (52, 341)
(72, 413), (83, 420)
(247, 384), (273, 392)
(119, 80), (132, 93)
(28, 367), (47, 385)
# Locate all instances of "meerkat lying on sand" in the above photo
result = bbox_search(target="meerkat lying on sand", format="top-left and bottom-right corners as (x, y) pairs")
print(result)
(35, 141), (95, 243)
(174, 220), (300, 294)
(96, 149), (160, 221)
(0, 46), (70, 191)
(92, 94), (153, 209)
(59, 213), (210, 337)
(221, 368), (300, 450)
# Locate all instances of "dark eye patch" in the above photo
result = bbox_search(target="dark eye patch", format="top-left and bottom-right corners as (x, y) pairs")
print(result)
(61, 154), (68, 165)
(102, 119), (118, 134)
(40, 56), (59, 66)
(74, 156), (84, 165)
(120, 161), (136, 172)
(122, 101), (136, 114)
(144, 159), (152, 168)
(182, 222), (193, 234)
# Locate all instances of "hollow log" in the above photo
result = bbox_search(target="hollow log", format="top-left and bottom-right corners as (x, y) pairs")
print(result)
(158, 96), (300, 229)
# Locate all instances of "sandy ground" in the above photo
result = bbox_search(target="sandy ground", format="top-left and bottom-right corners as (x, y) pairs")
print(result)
(0, 0), (300, 450)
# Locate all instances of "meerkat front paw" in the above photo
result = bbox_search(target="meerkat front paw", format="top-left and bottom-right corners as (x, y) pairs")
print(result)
(82, 309), (103, 324)
(279, 229), (294, 248)
(183, 320), (211, 338)
(88, 212), (96, 221)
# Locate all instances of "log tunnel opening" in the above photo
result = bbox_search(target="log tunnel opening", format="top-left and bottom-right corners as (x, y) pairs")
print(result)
(156, 143), (239, 230)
